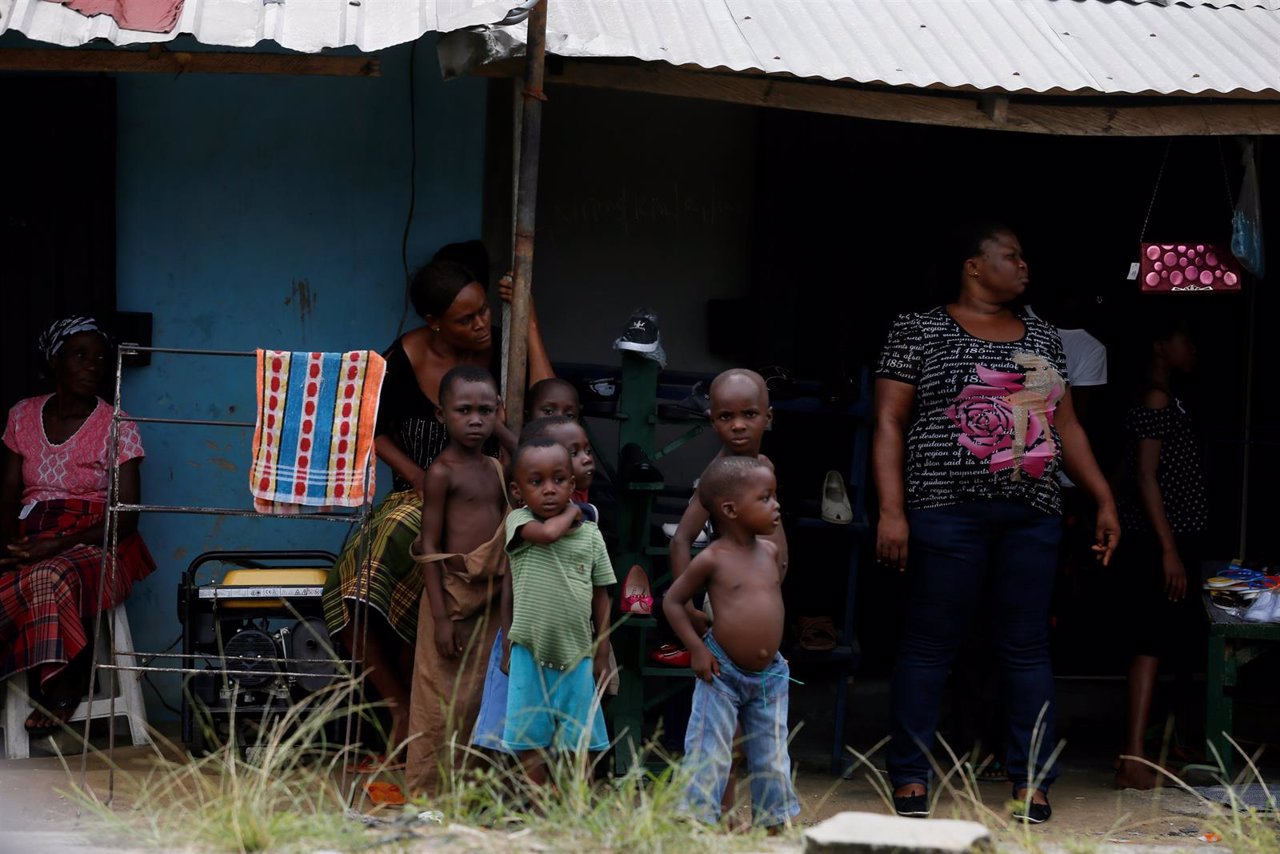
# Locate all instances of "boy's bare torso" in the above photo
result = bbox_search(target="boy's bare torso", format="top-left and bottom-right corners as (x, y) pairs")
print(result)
(439, 452), (505, 553)
(703, 538), (784, 672)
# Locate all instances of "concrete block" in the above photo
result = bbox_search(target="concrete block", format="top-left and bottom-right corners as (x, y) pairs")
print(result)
(804, 811), (992, 854)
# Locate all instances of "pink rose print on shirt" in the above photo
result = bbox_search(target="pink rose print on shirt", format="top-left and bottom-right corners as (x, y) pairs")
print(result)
(946, 355), (1065, 481)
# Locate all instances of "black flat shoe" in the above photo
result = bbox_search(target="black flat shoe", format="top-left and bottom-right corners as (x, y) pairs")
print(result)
(893, 793), (929, 818)
(1011, 799), (1051, 824)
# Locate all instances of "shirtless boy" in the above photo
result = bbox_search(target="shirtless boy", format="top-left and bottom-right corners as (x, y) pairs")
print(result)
(670, 369), (789, 630)
(664, 456), (800, 831)
(406, 365), (508, 793)
(668, 369), (789, 815)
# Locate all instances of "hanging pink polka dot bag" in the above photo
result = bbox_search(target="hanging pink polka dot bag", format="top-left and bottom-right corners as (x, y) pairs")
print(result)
(1139, 242), (1242, 293)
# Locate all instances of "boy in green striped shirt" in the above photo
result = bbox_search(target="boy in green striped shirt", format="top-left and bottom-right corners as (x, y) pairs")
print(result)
(500, 437), (614, 784)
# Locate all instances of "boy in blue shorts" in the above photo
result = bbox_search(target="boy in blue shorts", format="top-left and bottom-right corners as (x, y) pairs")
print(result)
(470, 415), (600, 753)
(665, 456), (799, 831)
(501, 437), (614, 783)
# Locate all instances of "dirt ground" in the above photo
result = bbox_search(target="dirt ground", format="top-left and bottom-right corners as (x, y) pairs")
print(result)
(0, 739), (1237, 853)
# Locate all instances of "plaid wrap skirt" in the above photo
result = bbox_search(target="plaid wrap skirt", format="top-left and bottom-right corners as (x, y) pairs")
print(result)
(322, 489), (423, 644)
(1, 500), (156, 685)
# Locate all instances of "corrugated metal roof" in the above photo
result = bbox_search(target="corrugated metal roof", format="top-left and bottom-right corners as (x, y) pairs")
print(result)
(473, 0), (1280, 97)
(1133, 0), (1280, 8)
(0, 0), (516, 52)
(3, 0), (1279, 98)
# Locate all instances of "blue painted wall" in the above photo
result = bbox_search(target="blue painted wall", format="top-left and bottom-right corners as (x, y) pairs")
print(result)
(112, 38), (487, 718)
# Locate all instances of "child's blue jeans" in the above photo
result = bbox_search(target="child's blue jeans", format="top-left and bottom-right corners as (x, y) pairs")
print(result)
(887, 500), (1063, 794)
(470, 629), (511, 753)
(680, 632), (800, 828)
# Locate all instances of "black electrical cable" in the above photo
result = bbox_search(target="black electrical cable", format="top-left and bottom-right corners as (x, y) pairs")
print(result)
(139, 633), (184, 717)
(395, 38), (420, 337)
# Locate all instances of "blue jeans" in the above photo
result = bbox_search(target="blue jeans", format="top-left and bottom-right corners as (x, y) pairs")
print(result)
(470, 629), (511, 753)
(888, 500), (1063, 793)
(680, 632), (800, 828)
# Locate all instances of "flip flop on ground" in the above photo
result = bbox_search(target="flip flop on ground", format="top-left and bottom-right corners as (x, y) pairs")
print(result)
(25, 697), (78, 737)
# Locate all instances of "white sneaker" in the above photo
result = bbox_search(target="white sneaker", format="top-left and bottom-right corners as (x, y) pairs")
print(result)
(661, 521), (710, 547)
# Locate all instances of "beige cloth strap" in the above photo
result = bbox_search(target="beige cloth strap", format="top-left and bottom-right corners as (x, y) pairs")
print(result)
(410, 455), (509, 566)
(408, 454), (509, 620)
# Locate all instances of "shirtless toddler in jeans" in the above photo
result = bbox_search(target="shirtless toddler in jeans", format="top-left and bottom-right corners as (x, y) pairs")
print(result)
(664, 456), (799, 831)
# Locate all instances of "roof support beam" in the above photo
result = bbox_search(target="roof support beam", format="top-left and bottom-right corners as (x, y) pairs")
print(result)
(536, 60), (1280, 136)
(979, 94), (1009, 124)
(0, 47), (380, 77)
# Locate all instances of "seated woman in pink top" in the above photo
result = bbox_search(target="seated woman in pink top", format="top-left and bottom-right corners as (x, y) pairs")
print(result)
(1, 317), (155, 735)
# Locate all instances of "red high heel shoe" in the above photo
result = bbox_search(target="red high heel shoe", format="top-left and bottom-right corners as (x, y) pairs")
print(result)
(620, 564), (653, 614)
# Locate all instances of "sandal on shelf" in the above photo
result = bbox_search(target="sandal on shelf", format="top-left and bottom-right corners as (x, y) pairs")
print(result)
(821, 471), (853, 525)
(24, 696), (78, 737)
(797, 616), (838, 651)
(621, 565), (653, 615)
(649, 644), (691, 667)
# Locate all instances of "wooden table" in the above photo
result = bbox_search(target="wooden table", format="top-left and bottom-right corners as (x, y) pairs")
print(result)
(1202, 593), (1280, 776)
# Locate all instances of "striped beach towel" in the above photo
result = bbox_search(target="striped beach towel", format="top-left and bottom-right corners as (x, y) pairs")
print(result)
(251, 349), (385, 514)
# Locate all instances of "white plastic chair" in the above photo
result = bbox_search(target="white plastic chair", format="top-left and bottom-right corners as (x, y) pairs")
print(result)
(3, 605), (151, 759)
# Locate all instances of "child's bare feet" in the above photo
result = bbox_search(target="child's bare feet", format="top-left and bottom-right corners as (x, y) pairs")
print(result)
(1114, 757), (1160, 790)
(724, 806), (752, 833)
(388, 707), (409, 759)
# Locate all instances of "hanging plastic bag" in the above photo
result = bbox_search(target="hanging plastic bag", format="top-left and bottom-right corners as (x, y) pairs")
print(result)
(1232, 140), (1265, 279)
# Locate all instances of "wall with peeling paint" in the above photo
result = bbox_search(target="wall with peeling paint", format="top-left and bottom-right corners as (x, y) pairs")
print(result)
(113, 38), (487, 719)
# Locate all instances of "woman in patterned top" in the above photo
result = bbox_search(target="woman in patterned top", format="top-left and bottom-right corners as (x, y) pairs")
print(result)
(873, 223), (1119, 824)
(1113, 317), (1205, 791)
(1, 317), (155, 735)
(322, 246), (553, 756)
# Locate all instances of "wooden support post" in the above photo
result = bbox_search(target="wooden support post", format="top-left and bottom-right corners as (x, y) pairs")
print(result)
(504, 0), (548, 431)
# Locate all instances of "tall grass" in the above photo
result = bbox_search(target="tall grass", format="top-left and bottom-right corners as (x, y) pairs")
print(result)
(1120, 735), (1280, 854)
(58, 677), (1278, 853)
(61, 670), (784, 853)
(66, 676), (375, 852)
(841, 712), (1279, 854)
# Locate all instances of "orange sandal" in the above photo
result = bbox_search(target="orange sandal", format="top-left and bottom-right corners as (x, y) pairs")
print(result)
(365, 781), (406, 806)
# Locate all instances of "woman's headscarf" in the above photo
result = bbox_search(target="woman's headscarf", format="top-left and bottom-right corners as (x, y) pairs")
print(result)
(37, 316), (105, 365)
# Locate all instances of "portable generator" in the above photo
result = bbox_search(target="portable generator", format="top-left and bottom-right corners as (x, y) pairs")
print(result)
(177, 550), (346, 754)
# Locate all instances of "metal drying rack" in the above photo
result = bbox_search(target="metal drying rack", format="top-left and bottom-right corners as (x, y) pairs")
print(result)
(79, 345), (378, 806)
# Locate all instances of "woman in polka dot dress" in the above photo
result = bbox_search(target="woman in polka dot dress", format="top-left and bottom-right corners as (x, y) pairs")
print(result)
(1113, 316), (1207, 790)
(322, 251), (553, 756)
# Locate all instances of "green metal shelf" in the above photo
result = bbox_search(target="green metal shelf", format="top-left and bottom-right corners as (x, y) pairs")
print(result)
(621, 481), (665, 491)
(605, 355), (871, 777)
(641, 666), (694, 678)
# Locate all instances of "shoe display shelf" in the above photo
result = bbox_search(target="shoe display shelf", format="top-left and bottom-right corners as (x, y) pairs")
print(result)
(598, 352), (710, 775)
(592, 351), (871, 776)
(768, 376), (871, 775)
